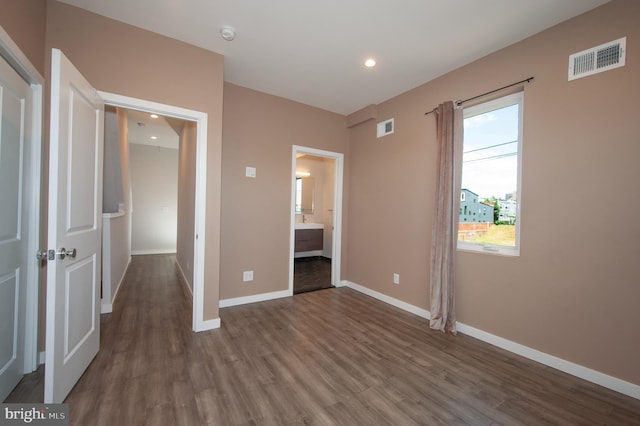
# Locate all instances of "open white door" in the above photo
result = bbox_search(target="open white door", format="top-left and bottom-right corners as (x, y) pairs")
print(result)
(0, 50), (33, 402)
(44, 49), (104, 403)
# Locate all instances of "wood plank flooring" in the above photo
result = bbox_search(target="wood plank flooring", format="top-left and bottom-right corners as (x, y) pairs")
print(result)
(6, 254), (640, 425)
(293, 256), (332, 294)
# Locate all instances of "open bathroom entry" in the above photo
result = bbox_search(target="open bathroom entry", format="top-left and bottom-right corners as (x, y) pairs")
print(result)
(289, 146), (344, 295)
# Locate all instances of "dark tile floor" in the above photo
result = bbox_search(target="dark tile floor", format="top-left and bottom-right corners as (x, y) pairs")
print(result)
(293, 256), (333, 294)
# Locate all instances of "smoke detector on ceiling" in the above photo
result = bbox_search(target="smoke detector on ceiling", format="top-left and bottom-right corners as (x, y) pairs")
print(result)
(220, 26), (236, 41)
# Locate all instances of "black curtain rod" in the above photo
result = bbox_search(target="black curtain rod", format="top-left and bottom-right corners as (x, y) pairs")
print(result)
(424, 77), (534, 115)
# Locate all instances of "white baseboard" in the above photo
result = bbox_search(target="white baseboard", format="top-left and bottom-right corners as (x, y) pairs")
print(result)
(176, 260), (193, 298)
(343, 280), (431, 319)
(294, 250), (323, 258)
(456, 322), (640, 400)
(38, 351), (45, 365)
(343, 280), (640, 401)
(131, 249), (176, 255)
(219, 289), (291, 308)
(195, 317), (221, 332)
(101, 256), (131, 314)
(101, 301), (113, 314)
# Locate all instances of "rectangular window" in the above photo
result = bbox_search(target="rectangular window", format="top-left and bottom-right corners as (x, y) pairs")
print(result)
(458, 92), (523, 256)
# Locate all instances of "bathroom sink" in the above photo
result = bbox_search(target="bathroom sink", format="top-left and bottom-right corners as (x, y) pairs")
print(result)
(295, 223), (324, 230)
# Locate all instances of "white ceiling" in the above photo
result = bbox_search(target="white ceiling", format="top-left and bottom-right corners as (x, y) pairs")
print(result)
(59, 0), (609, 115)
(126, 109), (179, 149)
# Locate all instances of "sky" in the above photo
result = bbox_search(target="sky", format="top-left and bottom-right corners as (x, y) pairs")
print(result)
(462, 103), (519, 200)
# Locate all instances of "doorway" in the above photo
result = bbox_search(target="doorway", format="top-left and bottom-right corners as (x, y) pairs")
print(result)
(289, 146), (344, 295)
(93, 92), (212, 332)
(101, 106), (191, 311)
(0, 28), (44, 401)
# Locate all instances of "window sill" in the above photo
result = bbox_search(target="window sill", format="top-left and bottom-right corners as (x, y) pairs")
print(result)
(457, 242), (519, 257)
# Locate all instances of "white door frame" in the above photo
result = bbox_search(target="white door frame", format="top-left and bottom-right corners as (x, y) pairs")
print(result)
(98, 92), (209, 332)
(289, 145), (344, 294)
(0, 26), (44, 374)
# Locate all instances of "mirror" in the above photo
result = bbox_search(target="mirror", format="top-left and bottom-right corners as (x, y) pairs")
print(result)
(296, 177), (314, 213)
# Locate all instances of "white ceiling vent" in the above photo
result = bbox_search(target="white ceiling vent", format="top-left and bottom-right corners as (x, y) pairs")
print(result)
(568, 37), (626, 81)
(377, 118), (394, 138)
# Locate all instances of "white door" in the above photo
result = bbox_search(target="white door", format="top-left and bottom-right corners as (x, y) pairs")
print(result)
(0, 52), (33, 402)
(44, 49), (104, 403)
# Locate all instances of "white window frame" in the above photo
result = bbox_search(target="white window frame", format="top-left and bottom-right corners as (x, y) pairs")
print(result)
(457, 92), (524, 256)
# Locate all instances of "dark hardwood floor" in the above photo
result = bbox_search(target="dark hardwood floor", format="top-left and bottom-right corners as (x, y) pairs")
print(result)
(6, 254), (640, 425)
(293, 256), (332, 294)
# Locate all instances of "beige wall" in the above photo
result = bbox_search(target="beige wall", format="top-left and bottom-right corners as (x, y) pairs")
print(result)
(117, 108), (132, 243)
(0, 0), (46, 74)
(177, 122), (198, 289)
(102, 109), (123, 213)
(220, 83), (349, 300)
(44, 1), (224, 320)
(3, 0), (637, 388)
(347, 0), (640, 385)
(129, 144), (179, 254)
(295, 156), (328, 224)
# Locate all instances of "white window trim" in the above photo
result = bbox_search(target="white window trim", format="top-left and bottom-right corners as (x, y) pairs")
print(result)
(457, 91), (524, 257)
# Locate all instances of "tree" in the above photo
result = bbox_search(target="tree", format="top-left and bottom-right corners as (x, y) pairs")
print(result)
(482, 196), (501, 224)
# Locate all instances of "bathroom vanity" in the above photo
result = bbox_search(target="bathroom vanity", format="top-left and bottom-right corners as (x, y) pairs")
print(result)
(295, 223), (324, 253)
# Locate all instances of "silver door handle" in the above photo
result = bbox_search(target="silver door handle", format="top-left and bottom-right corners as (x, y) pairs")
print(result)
(38, 248), (78, 260)
(49, 247), (77, 260)
(54, 248), (77, 260)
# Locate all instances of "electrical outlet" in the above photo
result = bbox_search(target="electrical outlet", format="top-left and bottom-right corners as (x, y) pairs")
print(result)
(393, 273), (400, 285)
(243, 271), (254, 282)
(245, 166), (256, 178)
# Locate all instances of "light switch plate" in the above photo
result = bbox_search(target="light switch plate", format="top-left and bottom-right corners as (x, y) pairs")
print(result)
(245, 166), (256, 178)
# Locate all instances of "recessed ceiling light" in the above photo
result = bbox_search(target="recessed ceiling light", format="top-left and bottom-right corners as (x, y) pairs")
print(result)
(150, 136), (157, 140)
(364, 58), (376, 68)
(150, 114), (158, 119)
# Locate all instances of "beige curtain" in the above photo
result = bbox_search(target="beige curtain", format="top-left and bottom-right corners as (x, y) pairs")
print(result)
(429, 101), (462, 334)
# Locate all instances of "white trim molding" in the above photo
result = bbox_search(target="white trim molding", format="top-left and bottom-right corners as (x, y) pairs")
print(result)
(196, 318), (221, 332)
(344, 280), (640, 401)
(456, 322), (640, 400)
(344, 281), (431, 319)
(290, 146), (344, 295)
(219, 290), (290, 309)
(100, 256), (131, 314)
(1, 24), (45, 375)
(97, 91), (208, 333)
(176, 260), (193, 299)
(131, 249), (177, 255)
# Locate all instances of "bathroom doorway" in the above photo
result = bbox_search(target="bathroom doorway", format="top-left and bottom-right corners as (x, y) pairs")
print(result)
(289, 146), (344, 294)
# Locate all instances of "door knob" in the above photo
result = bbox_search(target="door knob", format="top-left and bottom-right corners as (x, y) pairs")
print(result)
(36, 249), (48, 260)
(37, 248), (78, 260)
(56, 248), (77, 260)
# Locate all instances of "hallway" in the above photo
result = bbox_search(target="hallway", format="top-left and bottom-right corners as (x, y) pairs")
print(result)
(66, 254), (194, 424)
(5, 254), (194, 423)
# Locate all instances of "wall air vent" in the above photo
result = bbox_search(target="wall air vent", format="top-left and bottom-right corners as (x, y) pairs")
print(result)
(376, 118), (394, 138)
(568, 37), (626, 81)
